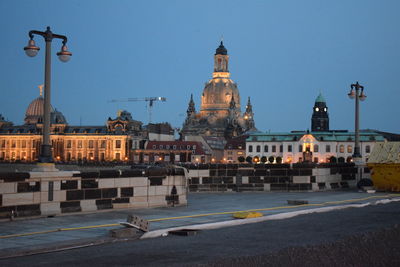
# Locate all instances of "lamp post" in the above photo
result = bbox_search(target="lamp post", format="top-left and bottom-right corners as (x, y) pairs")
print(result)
(24, 26), (72, 163)
(347, 81), (367, 160)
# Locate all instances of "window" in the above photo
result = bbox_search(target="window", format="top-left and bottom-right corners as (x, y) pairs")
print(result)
(193, 145), (196, 149)
(279, 145), (283, 153)
(314, 145), (319, 152)
(264, 145), (268, 152)
(272, 145), (276, 152)
(366, 145), (371, 153)
(66, 152), (71, 161)
(100, 140), (106, 149)
(1, 140), (5, 148)
(77, 153), (82, 160)
(339, 145), (344, 153)
(115, 140), (121, 149)
(187, 145), (191, 149)
(11, 140), (16, 148)
(21, 140), (26, 148)
(249, 145), (253, 152)
(347, 145), (352, 153)
(88, 140), (94, 149)
(100, 153), (105, 161)
(326, 145), (331, 153)
(32, 141), (36, 148)
(77, 140), (83, 148)
(67, 140), (72, 148)
(115, 153), (121, 161)
(173, 145), (176, 149)
(160, 145), (163, 149)
(288, 145), (292, 152)
(256, 145), (261, 152)
(313, 157), (319, 163)
(152, 145), (156, 149)
(228, 151), (233, 155)
(166, 145), (170, 149)
(299, 145), (302, 152)
(88, 153), (94, 160)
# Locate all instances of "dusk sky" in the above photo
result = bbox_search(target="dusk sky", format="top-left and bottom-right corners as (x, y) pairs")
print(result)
(1, 0), (399, 133)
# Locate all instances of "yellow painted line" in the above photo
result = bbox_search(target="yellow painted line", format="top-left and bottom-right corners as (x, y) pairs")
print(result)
(0, 229), (60, 239)
(1, 193), (399, 239)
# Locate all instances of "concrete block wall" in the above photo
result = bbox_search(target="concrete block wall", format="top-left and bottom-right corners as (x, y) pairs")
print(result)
(184, 163), (360, 192)
(0, 168), (187, 219)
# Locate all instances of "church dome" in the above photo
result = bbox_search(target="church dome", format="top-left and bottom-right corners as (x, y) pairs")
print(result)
(24, 96), (55, 124)
(201, 79), (241, 113)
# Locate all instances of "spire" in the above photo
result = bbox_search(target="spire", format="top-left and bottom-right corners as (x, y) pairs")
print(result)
(315, 92), (326, 103)
(187, 94), (196, 116)
(245, 96), (253, 113)
(229, 94), (236, 109)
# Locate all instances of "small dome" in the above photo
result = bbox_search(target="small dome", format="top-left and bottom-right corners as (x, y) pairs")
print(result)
(25, 96), (55, 124)
(215, 41), (228, 55)
(315, 93), (326, 103)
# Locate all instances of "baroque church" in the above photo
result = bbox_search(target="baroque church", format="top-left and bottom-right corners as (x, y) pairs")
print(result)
(181, 41), (256, 139)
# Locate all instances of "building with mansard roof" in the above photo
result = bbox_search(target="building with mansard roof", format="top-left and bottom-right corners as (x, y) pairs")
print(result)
(0, 88), (174, 163)
(181, 41), (256, 140)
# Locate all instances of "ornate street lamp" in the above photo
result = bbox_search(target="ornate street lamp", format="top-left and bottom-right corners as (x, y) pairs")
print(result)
(24, 26), (72, 163)
(347, 81), (366, 160)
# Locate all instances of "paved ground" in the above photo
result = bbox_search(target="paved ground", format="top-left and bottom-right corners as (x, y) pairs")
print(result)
(1, 200), (400, 266)
(0, 191), (399, 259)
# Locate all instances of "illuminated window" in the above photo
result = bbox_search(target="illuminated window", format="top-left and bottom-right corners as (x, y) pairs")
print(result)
(1, 140), (5, 148)
(115, 140), (121, 149)
(339, 145), (344, 153)
(11, 140), (16, 148)
(115, 153), (121, 161)
(347, 145), (352, 153)
(89, 140), (94, 149)
(78, 140), (83, 148)
(100, 140), (106, 149)
(21, 140), (26, 148)
(66, 140), (72, 148)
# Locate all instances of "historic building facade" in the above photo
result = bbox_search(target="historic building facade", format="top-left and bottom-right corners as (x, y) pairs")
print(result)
(181, 41), (256, 139)
(0, 90), (170, 163)
(245, 93), (385, 163)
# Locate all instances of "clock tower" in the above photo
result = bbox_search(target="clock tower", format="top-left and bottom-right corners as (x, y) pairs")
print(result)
(311, 93), (329, 132)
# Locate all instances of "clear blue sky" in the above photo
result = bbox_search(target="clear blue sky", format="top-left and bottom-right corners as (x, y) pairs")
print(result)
(1, 0), (399, 133)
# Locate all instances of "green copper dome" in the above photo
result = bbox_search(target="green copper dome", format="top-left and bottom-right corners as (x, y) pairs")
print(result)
(315, 93), (326, 103)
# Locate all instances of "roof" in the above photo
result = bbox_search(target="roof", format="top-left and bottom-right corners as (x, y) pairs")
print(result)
(215, 41), (228, 55)
(225, 135), (247, 150)
(315, 93), (326, 103)
(247, 130), (385, 142)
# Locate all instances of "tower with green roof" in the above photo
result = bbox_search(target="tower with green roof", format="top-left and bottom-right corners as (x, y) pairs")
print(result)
(311, 93), (329, 132)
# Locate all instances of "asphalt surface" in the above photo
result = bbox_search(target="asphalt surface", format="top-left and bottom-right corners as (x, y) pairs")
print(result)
(0, 192), (400, 266)
(1, 199), (400, 266)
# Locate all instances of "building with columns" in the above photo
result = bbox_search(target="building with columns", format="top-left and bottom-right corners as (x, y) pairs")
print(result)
(181, 41), (256, 140)
(245, 93), (386, 164)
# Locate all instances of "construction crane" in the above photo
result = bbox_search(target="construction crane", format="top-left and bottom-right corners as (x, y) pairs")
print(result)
(109, 97), (167, 123)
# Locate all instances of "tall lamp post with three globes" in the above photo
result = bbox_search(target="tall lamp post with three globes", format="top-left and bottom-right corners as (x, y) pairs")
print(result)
(24, 26), (72, 164)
